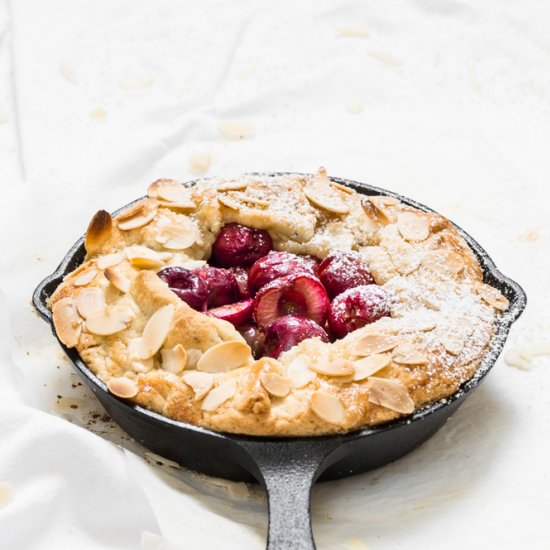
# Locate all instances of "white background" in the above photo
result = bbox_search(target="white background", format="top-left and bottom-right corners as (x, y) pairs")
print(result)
(1, 1), (549, 549)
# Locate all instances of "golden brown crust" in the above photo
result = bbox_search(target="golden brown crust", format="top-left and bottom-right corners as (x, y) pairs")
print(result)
(49, 171), (508, 436)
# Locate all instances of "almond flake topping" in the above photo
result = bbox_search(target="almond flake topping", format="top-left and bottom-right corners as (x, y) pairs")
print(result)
(104, 266), (131, 293)
(310, 392), (345, 425)
(85, 210), (112, 255)
(161, 344), (187, 374)
(368, 377), (414, 414)
(260, 372), (291, 397)
(355, 334), (400, 356)
(309, 358), (355, 377)
(217, 194), (241, 211)
(239, 195), (270, 208)
(216, 181), (248, 192)
(85, 309), (133, 336)
(397, 212), (430, 242)
(353, 354), (392, 381)
(74, 269), (98, 287)
(368, 197), (397, 223)
(442, 335), (464, 356)
(117, 203), (158, 231)
(127, 338), (154, 372)
(288, 355), (317, 388)
(125, 246), (171, 269)
(139, 304), (174, 360)
(155, 221), (196, 250)
(201, 380), (237, 411)
(52, 298), (82, 348)
(76, 287), (106, 319)
(422, 249), (465, 274)
(181, 371), (214, 400)
(197, 341), (252, 373)
(96, 252), (123, 270)
(148, 179), (195, 209)
(304, 187), (350, 215)
(392, 345), (429, 365)
(476, 283), (509, 311)
(107, 377), (138, 399)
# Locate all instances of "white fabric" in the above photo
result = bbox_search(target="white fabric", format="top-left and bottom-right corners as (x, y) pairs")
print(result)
(1, 0), (549, 548)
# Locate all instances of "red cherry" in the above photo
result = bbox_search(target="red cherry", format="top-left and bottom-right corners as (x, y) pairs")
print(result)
(238, 323), (266, 359)
(157, 267), (208, 311)
(248, 251), (319, 294)
(318, 252), (374, 300)
(328, 285), (390, 338)
(230, 267), (251, 299)
(211, 223), (273, 268)
(264, 315), (329, 358)
(253, 273), (329, 328)
(195, 266), (239, 307)
(208, 299), (254, 327)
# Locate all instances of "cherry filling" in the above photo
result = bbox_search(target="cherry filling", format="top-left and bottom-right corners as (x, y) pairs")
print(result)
(157, 222), (391, 358)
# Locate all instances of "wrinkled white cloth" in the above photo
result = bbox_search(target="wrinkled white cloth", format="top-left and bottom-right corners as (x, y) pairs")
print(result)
(1, 0), (550, 548)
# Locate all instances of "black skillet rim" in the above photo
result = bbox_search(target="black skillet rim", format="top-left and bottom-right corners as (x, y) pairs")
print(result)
(32, 172), (527, 445)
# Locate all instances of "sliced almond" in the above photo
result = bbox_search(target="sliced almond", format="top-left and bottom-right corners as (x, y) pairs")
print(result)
(422, 250), (465, 275)
(76, 287), (106, 319)
(161, 344), (188, 374)
(355, 334), (400, 356)
(218, 194), (241, 211)
(304, 187), (349, 215)
(368, 377), (414, 414)
(96, 252), (124, 270)
(85, 210), (112, 255)
(117, 204), (157, 231)
(397, 212), (430, 242)
(239, 195), (270, 208)
(155, 221), (196, 250)
(392, 345), (429, 365)
(216, 181), (248, 192)
(476, 283), (509, 311)
(139, 304), (174, 360)
(353, 354), (392, 381)
(104, 266), (131, 293)
(368, 197), (397, 223)
(288, 355), (317, 389)
(329, 181), (354, 195)
(85, 308), (133, 336)
(260, 372), (291, 397)
(148, 179), (195, 209)
(201, 380), (237, 411)
(310, 392), (345, 425)
(125, 246), (169, 269)
(378, 196), (401, 206)
(174, 260), (207, 270)
(442, 335), (464, 356)
(52, 298), (82, 348)
(197, 341), (252, 373)
(73, 269), (98, 287)
(181, 371), (214, 400)
(107, 377), (138, 399)
(127, 338), (154, 372)
(309, 358), (355, 377)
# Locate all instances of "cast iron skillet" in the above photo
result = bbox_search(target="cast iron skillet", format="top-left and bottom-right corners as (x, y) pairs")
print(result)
(33, 174), (526, 550)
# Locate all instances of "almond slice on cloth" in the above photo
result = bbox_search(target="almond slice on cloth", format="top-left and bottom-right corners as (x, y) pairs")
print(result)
(85, 308), (133, 336)
(76, 287), (106, 319)
(52, 298), (82, 348)
(197, 341), (252, 373)
(96, 252), (124, 270)
(73, 269), (98, 287)
(355, 334), (400, 356)
(353, 354), (392, 381)
(155, 222), (197, 250)
(367, 377), (414, 414)
(392, 345), (429, 365)
(260, 372), (291, 397)
(161, 344), (188, 374)
(117, 202), (158, 231)
(107, 377), (138, 399)
(288, 355), (317, 389)
(139, 304), (174, 360)
(181, 371), (214, 401)
(201, 381), (237, 411)
(397, 212), (430, 242)
(85, 210), (112, 255)
(304, 187), (350, 215)
(310, 392), (345, 425)
(104, 266), (131, 293)
(309, 358), (355, 377)
(125, 246), (170, 269)
(475, 283), (510, 311)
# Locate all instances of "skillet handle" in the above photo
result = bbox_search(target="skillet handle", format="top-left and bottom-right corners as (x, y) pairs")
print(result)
(241, 439), (342, 550)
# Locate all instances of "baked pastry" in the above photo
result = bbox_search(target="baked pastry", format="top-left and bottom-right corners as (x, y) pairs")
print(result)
(49, 169), (509, 436)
